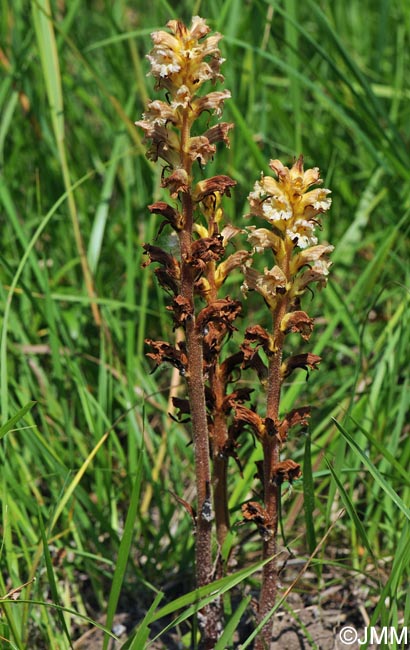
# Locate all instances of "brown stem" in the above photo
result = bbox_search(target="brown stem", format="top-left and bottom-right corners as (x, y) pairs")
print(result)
(255, 263), (289, 650)
(178, 116), (222, 648)
(211, 373), (230, 552)
(207, 263), (230, 554)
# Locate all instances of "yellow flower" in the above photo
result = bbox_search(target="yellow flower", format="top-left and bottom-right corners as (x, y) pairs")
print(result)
(241, 265), (288, 309)
(247, 156), (332, 250)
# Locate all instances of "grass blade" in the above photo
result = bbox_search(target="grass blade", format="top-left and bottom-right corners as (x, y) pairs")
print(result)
(214, 595), (251, 650)
(333, 418), (410, 521)
(0, 402), (36, 440)
(325, 458), (375, 562)
(302, 431), (317, 557)
(102, 452), (144, 650)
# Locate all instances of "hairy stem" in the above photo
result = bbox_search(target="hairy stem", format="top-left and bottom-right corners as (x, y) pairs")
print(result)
(255, 259), (289, 650)
(178, 116), (221, 648)
(212, 381), (230, 552)
(208, 261), (230, 553)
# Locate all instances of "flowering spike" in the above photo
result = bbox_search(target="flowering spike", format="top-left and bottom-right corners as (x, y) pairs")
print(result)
(248, 156), (332, 252)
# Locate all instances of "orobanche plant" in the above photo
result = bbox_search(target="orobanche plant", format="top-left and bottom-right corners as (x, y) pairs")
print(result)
(137, 16), (333, 650)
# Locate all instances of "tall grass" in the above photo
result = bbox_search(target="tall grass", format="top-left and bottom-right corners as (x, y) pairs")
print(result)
(1, 1), (409, 648)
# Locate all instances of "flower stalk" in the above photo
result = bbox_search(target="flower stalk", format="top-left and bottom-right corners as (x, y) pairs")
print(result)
(243, 157), (333, 648)
(137, 17), (240, 647)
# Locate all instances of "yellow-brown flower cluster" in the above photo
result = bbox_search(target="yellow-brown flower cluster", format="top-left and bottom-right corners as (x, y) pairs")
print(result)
(136, 17), (233, 180)
(242, 156), (333, 310)
(248, 157), (331, 251)
(147, 17), (224, 92)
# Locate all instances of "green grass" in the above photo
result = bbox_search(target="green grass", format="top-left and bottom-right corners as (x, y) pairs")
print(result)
(1, 1), (410, 648)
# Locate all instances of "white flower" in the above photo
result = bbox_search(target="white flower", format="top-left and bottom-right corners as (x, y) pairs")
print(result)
(262, 199), (292, 222)
(313, 189), (332, 211)
(286, 230), (318, 249)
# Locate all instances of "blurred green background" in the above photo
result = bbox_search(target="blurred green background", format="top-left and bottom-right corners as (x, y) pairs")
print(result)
(1, 1), (410, 648)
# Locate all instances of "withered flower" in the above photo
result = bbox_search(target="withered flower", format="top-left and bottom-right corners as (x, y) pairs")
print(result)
(280, 352), (322, 380)
(148, 202), (184, 232)
(145, 339), (188, 375)
(241, 501), (273, 541)
(233, 404), (266, 440)
(241, 265), (288, 309)
(193, 175), (237, 203)
(242, 325), (275, 357)
(277, 407), (311, 442)
(272, 460), (302, 484)
(280, 311), (315, 341)
(196, 297), (241, 333)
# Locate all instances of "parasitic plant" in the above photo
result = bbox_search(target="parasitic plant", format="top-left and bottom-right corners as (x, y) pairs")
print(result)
(137, 16), (246, 648)
(241, 157), (333, 648)
(137, 15), (333, 650)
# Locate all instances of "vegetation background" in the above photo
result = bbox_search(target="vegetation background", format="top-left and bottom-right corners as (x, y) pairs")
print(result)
(1, 0), (409, 648)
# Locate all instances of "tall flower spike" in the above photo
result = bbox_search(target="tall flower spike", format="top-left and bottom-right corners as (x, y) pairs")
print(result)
(137, 16), (236, 648)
